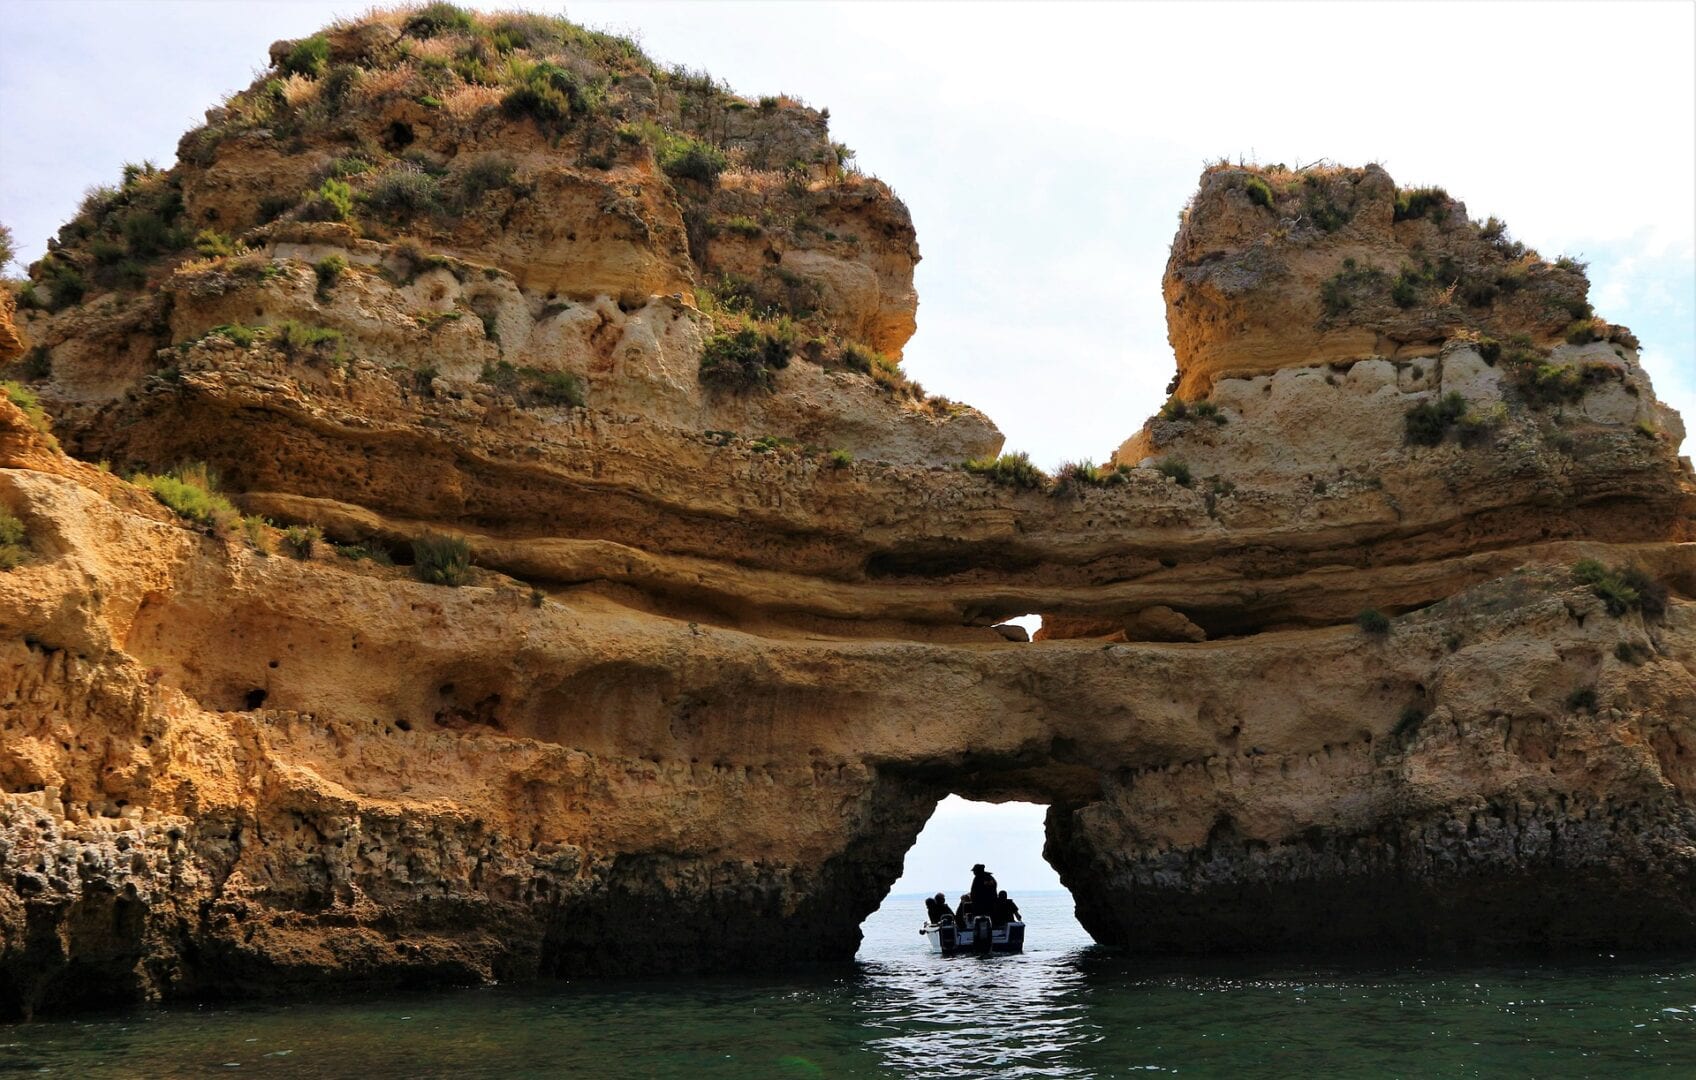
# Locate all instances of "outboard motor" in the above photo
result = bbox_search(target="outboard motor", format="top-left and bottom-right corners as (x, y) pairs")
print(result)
(938, 921), (958, 953)
(972, 915), (993, 954)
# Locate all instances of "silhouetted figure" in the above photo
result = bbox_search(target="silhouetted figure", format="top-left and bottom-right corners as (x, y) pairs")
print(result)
(969, 863), (997, 920)
(993, 889), (1021, 926)
(955, 893), (975, 923)
(925, 892), (952, 924)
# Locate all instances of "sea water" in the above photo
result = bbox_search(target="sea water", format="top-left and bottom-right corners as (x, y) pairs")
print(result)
(4, 891), (1696, 1077)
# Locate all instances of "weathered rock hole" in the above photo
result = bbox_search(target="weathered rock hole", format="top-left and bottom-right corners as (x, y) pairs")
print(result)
(858, 794), (1085, 954)
(244, 688), (267, 709)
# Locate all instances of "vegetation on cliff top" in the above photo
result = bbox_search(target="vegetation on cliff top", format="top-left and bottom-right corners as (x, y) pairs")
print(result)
(1199, 162), (1618, 351)
(20, 3), (918, 416)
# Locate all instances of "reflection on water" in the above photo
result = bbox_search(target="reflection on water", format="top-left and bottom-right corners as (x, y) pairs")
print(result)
(856, 892), (1102, 1077)
(4, 892), (1696, 1077)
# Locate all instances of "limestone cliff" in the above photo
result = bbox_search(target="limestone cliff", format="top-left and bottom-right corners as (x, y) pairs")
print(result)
(3, 8), (1695, 1018)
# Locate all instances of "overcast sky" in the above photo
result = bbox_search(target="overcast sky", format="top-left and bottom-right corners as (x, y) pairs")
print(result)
(2, 1), (1691, 904)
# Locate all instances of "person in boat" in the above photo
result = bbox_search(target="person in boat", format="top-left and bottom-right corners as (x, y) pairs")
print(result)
(925, 892), (952, 924)
(969, 863), (998, 922)
(955, 893), (975, 923)
(993, 890), (1021, 926)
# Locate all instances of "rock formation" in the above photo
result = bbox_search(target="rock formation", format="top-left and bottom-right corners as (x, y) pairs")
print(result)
(2, 8), (1694, 1018)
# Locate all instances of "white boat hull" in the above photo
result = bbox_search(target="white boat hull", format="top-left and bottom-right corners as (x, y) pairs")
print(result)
(921, 917), (1025, 956)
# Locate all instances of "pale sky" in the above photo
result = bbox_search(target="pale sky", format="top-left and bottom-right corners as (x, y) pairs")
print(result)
(2, 1), (1692, 899)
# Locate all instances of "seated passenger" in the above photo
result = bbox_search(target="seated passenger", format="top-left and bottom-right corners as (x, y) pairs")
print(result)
(955, 893), (975, 924)
(924, 892), (951, 924)
(993, 890), (1021, 926)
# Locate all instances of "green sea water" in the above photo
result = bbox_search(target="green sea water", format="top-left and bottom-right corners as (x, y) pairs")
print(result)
(4, 891), (1695, 1078)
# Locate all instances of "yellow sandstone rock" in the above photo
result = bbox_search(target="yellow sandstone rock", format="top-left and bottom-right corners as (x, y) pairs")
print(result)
(2, 7), (1694, 1018)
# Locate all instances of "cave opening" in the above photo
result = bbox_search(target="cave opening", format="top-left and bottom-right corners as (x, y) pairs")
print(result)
(855, 794), (1090, 959)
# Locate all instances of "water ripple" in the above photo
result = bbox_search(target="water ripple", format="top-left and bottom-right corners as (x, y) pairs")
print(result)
(4, 894), (1696, 1077)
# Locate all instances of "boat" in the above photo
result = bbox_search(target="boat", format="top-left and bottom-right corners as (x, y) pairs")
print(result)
(921, 916), (1025, 956)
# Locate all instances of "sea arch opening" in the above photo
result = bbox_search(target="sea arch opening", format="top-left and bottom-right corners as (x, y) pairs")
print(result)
(856, 794), (1091, 960)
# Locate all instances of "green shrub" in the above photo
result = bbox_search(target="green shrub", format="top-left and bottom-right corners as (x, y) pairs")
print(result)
(722, 215), (763, 238)
(137, 463), (236, 526)
(828, 448), (854, 468)
(699, 327), (791, 392)
(404, 2), (476, 38)
(280, 34), (330, 78)
(1404, 391), (1467, 445)
(282, 524), (322, 559)
(274, 320), (342, 356)
(415, 310), (463, 331)
(1474, 336), (1502, 364)
(750, 434), (793, 454)
(1242, 176), (1274, 209)
(1573, 559), (1667, 618)
(322, 155), (376, 180)
(1507, 354), (1612, 408)
(1455, 403), (1507, 443)
(1053, 460), (1108, 495)
(1, 381), (56, 444)
(479, 361), (585, 407)
(334, 541), (394, 566)
(659, 136), (728, 185)
(0, 223), (14, 270)
(241, 515), (271, 554)
(480, 359), (521, 392)
(1479, 216), (1526, 258)
(21, 345), (51, 381)
(455, 154), (518, 206)
(1190, 401), (1227, 425)
(501, 60), (603, 132)
(1564, 317), (1607, 345)
(412, 532), (471, 585)
(118, 209), (187, 259)
(1356, 609), (1391, 635)
(208, 322), (258, 347)
(363, 164), (442, 219)
(0, 509), (27, 571)
(1615, 640), (1653, 665)
(300, 178), (354, 223)
(36, 256), (86, 311)
(314, 255), (347, 294)
(1154, 459), (1192, 487)
(1160, 398), (1225, 424)
(1393, 186), (1449, 222)
(963, 452), (1046, 491)
(194, 229), (241, 258)
(1319, 258), (1387, 317)
(525, 370), (584, 407)
(1158, 397), (1189, 421)
(1390, 266), (1427, 309)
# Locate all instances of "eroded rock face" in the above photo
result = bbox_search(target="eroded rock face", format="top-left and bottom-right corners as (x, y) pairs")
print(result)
(3, 7), (1696, 1018)
(1164, 164), (1605, 398)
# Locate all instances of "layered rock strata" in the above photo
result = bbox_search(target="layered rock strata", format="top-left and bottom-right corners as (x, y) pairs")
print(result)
(3, 9), (1694, 1017)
